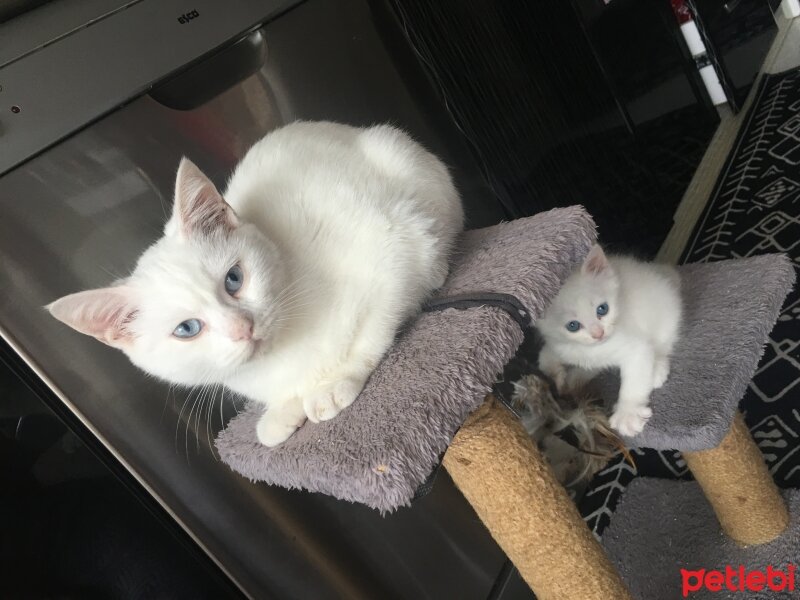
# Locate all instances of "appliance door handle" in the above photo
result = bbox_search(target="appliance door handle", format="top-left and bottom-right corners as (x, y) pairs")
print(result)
(150, 28), (267, 110)
(724, 0), (742, 13)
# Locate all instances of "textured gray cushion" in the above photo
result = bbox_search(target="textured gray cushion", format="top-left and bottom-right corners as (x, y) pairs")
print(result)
(614, 255), (795, 452)
(602, 478), (800, 600)
(216, 206), (596, 512)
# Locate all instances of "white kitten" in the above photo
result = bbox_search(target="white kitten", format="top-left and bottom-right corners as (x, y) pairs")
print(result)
(536, 245), (682, 437)
(47, 121), (464, 446)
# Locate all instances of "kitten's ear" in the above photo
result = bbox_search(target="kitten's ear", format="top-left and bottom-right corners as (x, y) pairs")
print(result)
(167, 158), (238, 238)
(581, 244), (609, 276)
(46, 287), (138, 348)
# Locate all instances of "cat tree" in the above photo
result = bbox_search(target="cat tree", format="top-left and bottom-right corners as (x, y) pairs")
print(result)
(216, 206), (794, 599)
(610, 255), (794, 545)
(595, 255), (796, 599)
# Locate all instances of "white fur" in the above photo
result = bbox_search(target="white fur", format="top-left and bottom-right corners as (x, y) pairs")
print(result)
(48, 121), (464, 446)
(537, 245), (682, 436)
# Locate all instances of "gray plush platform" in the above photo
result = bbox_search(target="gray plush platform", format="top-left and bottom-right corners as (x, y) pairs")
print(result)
(216, 206), (596, 512)
(602, 254), (795, 452)
(602, 478), (800, 600)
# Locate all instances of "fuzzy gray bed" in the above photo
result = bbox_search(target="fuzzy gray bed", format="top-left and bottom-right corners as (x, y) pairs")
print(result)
(216, 206), (596, 512)
(602, 478), (800, 600)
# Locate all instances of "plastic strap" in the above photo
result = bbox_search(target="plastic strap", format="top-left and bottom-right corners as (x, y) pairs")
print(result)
(422, 292), (532, 331)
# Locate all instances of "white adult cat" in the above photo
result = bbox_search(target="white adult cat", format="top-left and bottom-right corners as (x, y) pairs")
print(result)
(537, 245), (682, 436)
(48, 121), (464, 446)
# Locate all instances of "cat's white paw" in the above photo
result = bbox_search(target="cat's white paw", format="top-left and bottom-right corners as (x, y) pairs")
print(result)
(609, 404), (652, 437)
(332, 378), (362, 409)
(652, 358), (670, 389)
(256, 412), (304, 447)
(303, 378), (363, 423)
(304, 392), (339, 423)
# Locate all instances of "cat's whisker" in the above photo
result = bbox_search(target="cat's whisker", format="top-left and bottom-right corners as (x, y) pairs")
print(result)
(272, 285), (302, 305)
(194, 382), (212, 454)
(272, 277), (308, 305)
(271, 313), (311, 335)
(181, 376), (213, 460)
(277, 273), (313, 295)
(273, 275), (313, 306)
(174, 395), (184, 457)
(274, 292), (311, 314)
(161, 383), (175, 425)
(270, 299), (314, 330)
(186, 384), (203, 459)
(158, 194), (169, 221)
(203, 384), (217, 450)
(195, 384), (206, 454)
(272, 315), (303, 330)
(277, 296), (313, 310)
(272, 309), (311, 324)
(274, 299), (314, 320)
(209, 383), (220, 456)
(98, 265), (126, 282)
(219, 387), (226, 431)
(273, 310), (312, 324)
(214, 383), (225, 460)
(185, 386), (199, 457)
(210, 384), (216, 448)
(177, 383), (200, 462)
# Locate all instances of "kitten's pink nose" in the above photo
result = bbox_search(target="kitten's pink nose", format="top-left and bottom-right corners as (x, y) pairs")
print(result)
(229, 315), (254, 341)
(590, 325), (605, 340)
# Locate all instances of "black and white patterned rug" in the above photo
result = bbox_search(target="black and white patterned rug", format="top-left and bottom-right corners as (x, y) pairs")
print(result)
(580, 66), (800, 536)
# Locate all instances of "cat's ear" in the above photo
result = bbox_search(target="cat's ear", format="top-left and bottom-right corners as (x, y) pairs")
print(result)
(581, 244), (609, 276)
(46, 287), (138, 348)
(167, 158), (239, 238)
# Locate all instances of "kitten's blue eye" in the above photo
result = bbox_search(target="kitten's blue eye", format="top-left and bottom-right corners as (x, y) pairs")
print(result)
(597, 302), (609, 316)
(173, 319), (202, 339)
(225, 264), (244, 295)
(566, 320), (581, 332)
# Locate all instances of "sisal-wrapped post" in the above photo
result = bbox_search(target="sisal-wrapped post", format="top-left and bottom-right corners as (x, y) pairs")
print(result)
(683, 412), (789, 545)
(443, 397), (631, 600)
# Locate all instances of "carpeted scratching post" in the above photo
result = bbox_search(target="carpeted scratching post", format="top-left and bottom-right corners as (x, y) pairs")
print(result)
(443, 397), (631, 600)
(683, 413), (789, 545)
(601, 478), (800, 600)
(217, 206), (632, 599)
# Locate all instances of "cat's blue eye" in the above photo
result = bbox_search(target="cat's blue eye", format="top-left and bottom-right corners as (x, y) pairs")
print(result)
(225, 264), (244, 295)
(566, 320), (581, 332)
(597, 302), (609, 316)
(173, 318), (202, 339)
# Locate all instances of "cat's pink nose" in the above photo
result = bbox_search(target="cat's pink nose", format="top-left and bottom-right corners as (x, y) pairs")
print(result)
(590, 325), (604, 340)
(229, 316), (254, 341)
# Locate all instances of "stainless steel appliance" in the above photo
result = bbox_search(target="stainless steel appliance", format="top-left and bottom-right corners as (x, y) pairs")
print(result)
(0, 1), (517, 598)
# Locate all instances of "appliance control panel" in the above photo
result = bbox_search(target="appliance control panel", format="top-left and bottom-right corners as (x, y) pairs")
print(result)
(0, 0), (299, 175)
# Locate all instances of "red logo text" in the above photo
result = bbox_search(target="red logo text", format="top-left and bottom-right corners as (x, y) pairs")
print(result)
(681, 565), (796, 597)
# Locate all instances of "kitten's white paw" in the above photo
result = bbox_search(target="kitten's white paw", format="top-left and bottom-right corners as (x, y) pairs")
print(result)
(652, 358), (670, 389)
(609, 405), (652, 437)
(256, 412), (304, 447)
(303, 378), (364, 423)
